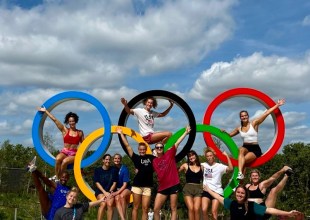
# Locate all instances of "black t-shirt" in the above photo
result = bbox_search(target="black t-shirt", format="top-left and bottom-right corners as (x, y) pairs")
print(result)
(131, 153), (155, 187)
(54, 203), (89, 220)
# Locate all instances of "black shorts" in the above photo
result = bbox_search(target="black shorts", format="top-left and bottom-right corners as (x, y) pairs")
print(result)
(201, 191), (223, 200)
(242, 144), (262, 158)
(158, 184), (180, 196)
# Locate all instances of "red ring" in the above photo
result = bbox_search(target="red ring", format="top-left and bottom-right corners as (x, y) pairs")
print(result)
(203, 88), (285, 167)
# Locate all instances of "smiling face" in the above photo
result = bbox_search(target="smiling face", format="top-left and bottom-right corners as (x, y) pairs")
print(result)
(250, 171), (261, 184)
(59, 172), (69, 185)
(102, 155), (111, 167)
(138, 144), (147, 156)
(205, 151), (215, 165)
(68, 116), (76, 129)
(239, 111), (249, 124)
(66, 191), (78, 206)
(155, 143), (164, 156)
(235, 187), (247, 203)
(113, 154), (122, 166)
(144, 98), (154, 111)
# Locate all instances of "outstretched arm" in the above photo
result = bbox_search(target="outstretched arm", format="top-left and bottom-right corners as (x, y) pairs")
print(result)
(120, 98), (134, 115)
(37, 106), (66, 133)
(223, 151), (233, 172)
(203, 184), (224, 205)
(253, 99), (285, 127)
(117, 127), (133, 157)
(89, 196), (106, 208)
(265, 208), (301, 217)
(158, 100), (174, 117)
(175, 126), (191, 150)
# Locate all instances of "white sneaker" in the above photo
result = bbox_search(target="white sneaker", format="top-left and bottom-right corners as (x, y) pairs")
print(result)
(237, 172), (244, 180)
(27, 156), (37, 173)
(49, 175), (59, 182)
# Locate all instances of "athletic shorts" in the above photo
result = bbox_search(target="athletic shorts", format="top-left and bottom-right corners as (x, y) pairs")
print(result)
(60, 148), (77, 156)
(201, 191), (223, 200)
(242, 144), (262, 158)
(182, 183), (203, 197)
(158, 184), (180, 196)
(143, 133), (153, 144)
(131, 186), (152, 196)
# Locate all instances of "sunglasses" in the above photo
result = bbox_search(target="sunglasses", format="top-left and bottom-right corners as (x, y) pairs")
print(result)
(155, 146), (164, 149)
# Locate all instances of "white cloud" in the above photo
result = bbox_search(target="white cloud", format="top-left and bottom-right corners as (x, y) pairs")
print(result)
(302, 15), (310, 26)
(0, 0), (236, 89)
(189, 52), (310, 103)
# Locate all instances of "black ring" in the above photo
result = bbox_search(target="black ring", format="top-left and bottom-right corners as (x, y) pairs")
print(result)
(118, 90), (196, 162)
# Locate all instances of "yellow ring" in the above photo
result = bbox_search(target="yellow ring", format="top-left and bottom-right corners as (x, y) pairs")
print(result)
(74, 125), (151, 201)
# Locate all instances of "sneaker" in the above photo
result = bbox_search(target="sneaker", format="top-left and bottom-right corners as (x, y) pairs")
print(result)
(237, 172), (244, 180)
(49, 175), (57, 181)
(27, 156), (37, 173)
(285, 168), (294, 176)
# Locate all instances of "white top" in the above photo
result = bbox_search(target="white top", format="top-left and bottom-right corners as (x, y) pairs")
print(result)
(201, 162), (227, 195)
(133, 108), (160, 137)
(239, 123), (258, 143)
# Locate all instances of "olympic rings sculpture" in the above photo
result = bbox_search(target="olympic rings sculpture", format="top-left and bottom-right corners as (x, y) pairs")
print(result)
(32, 88), (285, 200)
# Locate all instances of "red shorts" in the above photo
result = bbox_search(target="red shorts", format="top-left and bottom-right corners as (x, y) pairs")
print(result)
(60, 148), (77, 156)
(143, 133), (154, 144)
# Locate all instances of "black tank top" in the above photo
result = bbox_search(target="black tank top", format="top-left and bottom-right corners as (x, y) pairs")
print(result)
(185, 164), (203, 184)
(247, 184), (265, 199)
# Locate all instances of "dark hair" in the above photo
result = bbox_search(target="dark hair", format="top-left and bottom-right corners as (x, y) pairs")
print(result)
(64, 112), (79, 124)
(187, 150), (200, 166)
(102, 154), (111, 160)
(143, 97), (158, 109)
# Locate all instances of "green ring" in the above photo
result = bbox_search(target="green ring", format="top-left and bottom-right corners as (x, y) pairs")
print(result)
(165, 124), (239, 198)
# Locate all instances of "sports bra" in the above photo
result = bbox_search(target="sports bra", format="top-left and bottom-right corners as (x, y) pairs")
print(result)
(247, 184), (265, 199)
(63, 129), (81, 145)
(239, 123), (258, 143)
(185, 164), (203, 184)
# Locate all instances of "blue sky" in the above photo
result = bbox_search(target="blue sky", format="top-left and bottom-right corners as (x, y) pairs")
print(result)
(0, 0), (309, 158)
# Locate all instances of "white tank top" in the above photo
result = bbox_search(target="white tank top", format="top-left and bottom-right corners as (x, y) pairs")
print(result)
(239, 123), (258, 143)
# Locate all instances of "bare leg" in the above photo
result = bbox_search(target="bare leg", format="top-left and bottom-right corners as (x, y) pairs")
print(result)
(238, 147), (248, 173)
(97, 194), (106, 220)
(154, 193), (168, 220)
(201, 197), (211, 220)
(141, 195), (151, 220)
(193, 196), (201, 220)
(184, 196), (195, 220)
(106, 198), (115, 220)
(265, 174), (289, 208)
(170, 194), (178, 220)
(55, 153), (67, 179)
(211, 199), (220, 220)
(131, 193), (141, 220)
(61, 156), (74, 174)
(31, 170), (51, 216)
(115, 189), (131, 220)
(149, 131), (172, 144)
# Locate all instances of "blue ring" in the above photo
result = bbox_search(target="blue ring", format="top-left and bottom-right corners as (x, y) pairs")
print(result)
(32, 91), (112, 168)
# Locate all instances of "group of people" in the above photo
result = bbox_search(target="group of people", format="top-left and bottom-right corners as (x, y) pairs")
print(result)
(27, 96), (302, 219)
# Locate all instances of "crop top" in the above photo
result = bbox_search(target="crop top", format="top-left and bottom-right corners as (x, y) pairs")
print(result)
(247, 184), (265, 199)
(185, 164), (203, 184)
(239, 123), (258, 143)
(63, 129), (81, 145)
